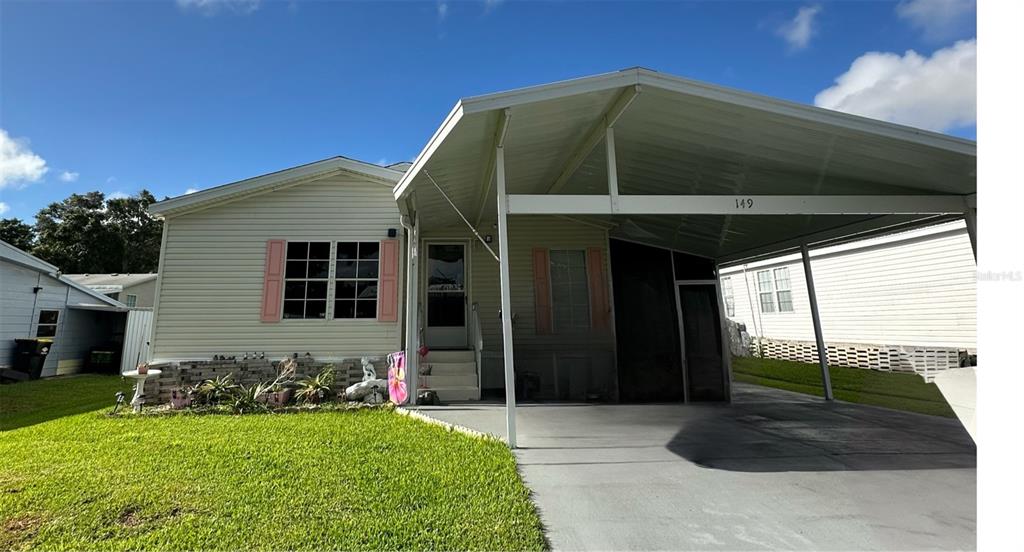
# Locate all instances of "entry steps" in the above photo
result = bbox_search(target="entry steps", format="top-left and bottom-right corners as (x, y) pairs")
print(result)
(419, 349), (479, 402)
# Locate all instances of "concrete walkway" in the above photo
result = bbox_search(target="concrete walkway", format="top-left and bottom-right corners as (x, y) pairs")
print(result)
(414, 383), (975, 551)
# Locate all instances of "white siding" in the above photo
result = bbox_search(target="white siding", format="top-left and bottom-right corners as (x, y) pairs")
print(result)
(151, 173), (404, 361)
(720, 221), (976, 349)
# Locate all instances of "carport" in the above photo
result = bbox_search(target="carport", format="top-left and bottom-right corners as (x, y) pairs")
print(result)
(393, 67), (977, 448)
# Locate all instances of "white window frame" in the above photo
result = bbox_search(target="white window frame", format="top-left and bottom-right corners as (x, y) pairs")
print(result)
(333, 241), (380, 320)
(548, 249), (592, 333)
(722, 277), (736, 317)
(36, 309), (60, 337)
(756, 270), (776, 313)
(773, 267), (794, 313)
(125, 294), (138, 308)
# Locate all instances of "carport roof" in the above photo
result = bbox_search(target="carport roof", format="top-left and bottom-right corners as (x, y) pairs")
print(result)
(393, 67), (976, 261)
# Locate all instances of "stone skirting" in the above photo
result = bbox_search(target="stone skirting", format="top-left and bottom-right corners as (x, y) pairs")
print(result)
(146, 357), (388, 404)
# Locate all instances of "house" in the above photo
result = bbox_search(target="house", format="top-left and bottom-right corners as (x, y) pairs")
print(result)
(719, 220), (976, 375)
(65, 273), (159, 307)
(0, 240), (129, 378)
(147, 68), (976, 443)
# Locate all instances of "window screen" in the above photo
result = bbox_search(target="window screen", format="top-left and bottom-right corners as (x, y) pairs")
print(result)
(756, 270), (776, 313)
(549, 250), (590, 332)
(722, 277), (736, 317)
(283, 241), (330, 319)
(773, 267), (794, 312)
(334, 241), (379, 319)
(36, 310), (59, 337)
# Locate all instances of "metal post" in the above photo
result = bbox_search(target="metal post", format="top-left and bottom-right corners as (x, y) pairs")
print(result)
(403, 214), (419, 404)
(801, 244), (833, 400)
(495, 145), (518, 448)
(964, 207), (978, 262)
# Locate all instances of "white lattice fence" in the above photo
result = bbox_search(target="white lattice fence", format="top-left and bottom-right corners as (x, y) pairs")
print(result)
(757, 338), (959, 380)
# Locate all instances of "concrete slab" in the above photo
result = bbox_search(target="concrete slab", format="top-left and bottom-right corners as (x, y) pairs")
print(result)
(413, 383), (975, 551)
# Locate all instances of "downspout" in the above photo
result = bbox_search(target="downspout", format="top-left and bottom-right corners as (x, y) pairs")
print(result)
(400, 213), (419, 404)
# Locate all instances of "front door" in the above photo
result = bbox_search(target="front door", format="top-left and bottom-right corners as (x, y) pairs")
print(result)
(424, 243), (468, 348)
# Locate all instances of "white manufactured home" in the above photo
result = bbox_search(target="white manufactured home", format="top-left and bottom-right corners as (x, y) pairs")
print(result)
(719, 220), (976, 372)
(147, 68), (977, 446)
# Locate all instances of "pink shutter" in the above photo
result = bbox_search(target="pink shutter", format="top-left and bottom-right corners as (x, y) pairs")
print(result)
(532, 248), (552, 335)
(587, 247), (610, 331)
(260, 240), (286, 322)
(377, 239), (399, 322)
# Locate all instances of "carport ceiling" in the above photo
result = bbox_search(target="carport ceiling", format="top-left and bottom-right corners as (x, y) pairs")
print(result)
(395, 67), (976, 261)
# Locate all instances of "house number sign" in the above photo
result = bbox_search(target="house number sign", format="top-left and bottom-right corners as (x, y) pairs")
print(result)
(734, 198), (755, 209)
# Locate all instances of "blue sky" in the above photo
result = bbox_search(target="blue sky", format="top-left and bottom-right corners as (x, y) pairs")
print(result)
(0, 0), (976, 221)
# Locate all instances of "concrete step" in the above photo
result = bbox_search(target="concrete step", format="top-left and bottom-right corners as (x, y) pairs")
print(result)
(419, 385), (480, 402)
(420, 361), (476, 376)
(420, 374), (477, 388)
(423, 350), (475, 363)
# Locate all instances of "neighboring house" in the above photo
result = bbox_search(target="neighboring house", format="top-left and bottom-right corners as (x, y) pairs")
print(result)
(147, 68), (976, 407)
(719, 221), (976, 373)
(65, 273), (159, 307)
(0, 240), (128, 377)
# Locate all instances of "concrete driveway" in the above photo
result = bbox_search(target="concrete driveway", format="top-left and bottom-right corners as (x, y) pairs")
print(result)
(414, 383), (975, 551)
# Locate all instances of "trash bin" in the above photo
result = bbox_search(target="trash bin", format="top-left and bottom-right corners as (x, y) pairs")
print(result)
(13, 338), (53, 379)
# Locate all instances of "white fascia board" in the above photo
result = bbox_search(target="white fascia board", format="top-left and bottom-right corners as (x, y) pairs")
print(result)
(152, 157), (403, 217)
(459, 69), (641, 115)
(636, 69), (976, 157)
(506, 194), (967, 215)
(392, 102), (466, 200)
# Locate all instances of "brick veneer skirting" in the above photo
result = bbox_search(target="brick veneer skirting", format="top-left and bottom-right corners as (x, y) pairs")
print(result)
(147, 357), (387, 404)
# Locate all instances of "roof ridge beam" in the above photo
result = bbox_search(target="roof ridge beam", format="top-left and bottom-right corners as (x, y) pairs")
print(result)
(474, 109), (512, 227)
(546, 85), (641, 195)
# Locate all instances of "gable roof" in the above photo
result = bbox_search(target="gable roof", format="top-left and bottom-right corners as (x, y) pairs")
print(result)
(0, 240), (127, 309)
(65, 273), (159, 288)
(150, 156), (406, 218)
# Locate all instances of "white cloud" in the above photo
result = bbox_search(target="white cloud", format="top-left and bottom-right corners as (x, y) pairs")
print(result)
(483, 0), (504, 13)
(176, 0), (261, 16)
(0, 129), (49, 189)
(108, 191), (129, 200)
(776, 5), (822, 51)
(185, 188), (200, 195)
(896, 0), (974, 42)
(814, 39), (976, 132)
(0, 202), (9, 215)
(59, 170), (79, 182)
(437, 1), (448, 21)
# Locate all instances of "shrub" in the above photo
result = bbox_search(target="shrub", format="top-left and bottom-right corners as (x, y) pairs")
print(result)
(295, 365), (335, 404)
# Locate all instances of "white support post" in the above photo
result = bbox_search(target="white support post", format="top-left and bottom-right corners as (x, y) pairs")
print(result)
(404, 214), (420, 404)
(606, 126), (619, 212)
(801, 244), (833, 400)
(495, 145), (518, 448)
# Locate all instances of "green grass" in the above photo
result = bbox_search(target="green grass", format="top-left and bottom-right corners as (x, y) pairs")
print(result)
(0, 376), (546, 551)
(732, 356), (956, 418)
(0, 375), (128, 431)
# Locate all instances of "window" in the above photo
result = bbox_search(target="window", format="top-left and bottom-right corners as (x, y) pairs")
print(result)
(283, 242), (330, 319)
(773, 267), (794, 312)
(756, 270), (776, 313)
(549, 250), (590, 332)
(334, 241), (379, 319)
(722, 277), (736, 317)
(36, 310), (59, 337)
(125, 294), (137, 308)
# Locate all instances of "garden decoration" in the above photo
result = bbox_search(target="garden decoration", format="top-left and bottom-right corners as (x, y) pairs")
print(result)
(124, 364), (162, 412)
(344, 357), (387, 402)
(387, 351), (408, 405)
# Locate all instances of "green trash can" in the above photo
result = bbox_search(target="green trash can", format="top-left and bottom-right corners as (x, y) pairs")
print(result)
(13, 338), (53, 379)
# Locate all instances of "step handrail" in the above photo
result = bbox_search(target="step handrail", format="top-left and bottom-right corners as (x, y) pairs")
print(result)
(471, 302), (483, 388)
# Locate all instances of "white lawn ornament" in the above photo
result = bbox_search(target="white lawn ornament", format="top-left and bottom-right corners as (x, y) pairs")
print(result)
(345, 357), (386, 402)
(361, 357), (377, 381)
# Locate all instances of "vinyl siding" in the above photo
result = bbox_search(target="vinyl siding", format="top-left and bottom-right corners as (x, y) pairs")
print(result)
(151, 174), (404, 361)
(720, 221), (976, 349)
(422, 217), (615, 395)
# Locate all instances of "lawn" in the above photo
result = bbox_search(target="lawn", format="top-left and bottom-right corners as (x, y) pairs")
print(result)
(0, 375), (546, 551)
(732, 356), (956, 418)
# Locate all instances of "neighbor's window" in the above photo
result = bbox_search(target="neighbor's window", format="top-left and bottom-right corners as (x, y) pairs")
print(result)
(283, 241), (330, 319)
(773, 267), (794, 312)
(549, 250), (590, 332)
(722, 277), (736, 317)
(334, 241), (379, 319)
(125, 294), (138, 308)
(756, 270), (776, 313)
(36, 310), (59, 337)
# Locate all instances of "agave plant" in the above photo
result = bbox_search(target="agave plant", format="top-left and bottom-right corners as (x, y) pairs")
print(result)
(295, 365), (335, 404)
(195, 374), (238, 405)
(230, 381), (273, 414)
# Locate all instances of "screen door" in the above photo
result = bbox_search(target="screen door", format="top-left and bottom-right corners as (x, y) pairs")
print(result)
(424, 243), (468, 348)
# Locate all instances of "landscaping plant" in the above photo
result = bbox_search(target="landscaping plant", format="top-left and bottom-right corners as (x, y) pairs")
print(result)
(295, 365), (335, 404)
(194, 374), (238, 405)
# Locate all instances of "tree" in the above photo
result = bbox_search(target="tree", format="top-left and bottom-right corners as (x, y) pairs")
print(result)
(106, 190), (162, 272)
(0, 218), (35, 251)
